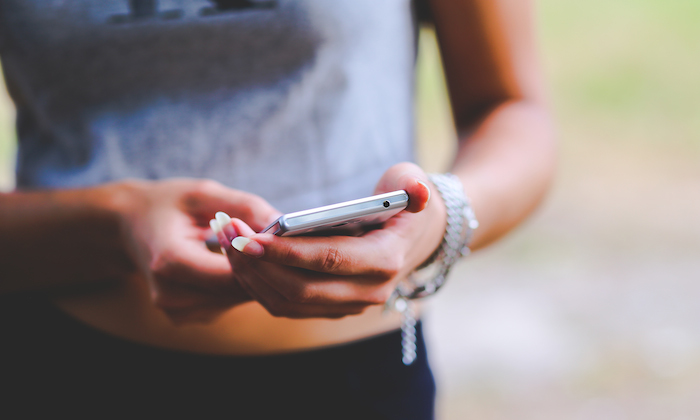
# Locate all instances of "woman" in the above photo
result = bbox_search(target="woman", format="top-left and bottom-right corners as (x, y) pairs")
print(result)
(0, 0), (554, 418)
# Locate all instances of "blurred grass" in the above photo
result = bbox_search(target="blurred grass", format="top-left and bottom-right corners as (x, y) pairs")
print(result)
(540, 0), (700, 151)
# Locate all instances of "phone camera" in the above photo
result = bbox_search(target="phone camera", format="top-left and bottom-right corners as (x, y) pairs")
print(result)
(383, 200), (390, 208)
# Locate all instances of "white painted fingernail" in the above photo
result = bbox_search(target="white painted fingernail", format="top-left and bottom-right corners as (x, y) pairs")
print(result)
(231, 236), (251, 252)
(417, 180), (431, 202)
(231, 236), (264, 257)
(215, 211), (232, 228)
(209, 219), (221, 234)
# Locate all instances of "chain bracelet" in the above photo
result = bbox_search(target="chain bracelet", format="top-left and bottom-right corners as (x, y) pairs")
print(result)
(395, 297), (417, 365)
(385, 173), (478, 365)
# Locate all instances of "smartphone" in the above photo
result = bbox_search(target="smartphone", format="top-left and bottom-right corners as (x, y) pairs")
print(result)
(262, 190), (409, 237)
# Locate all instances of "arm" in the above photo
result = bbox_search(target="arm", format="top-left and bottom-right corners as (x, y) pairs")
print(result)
(0, 179), (280, 323)
(0, 184), (134, 294)
(428, 0), (556, 249)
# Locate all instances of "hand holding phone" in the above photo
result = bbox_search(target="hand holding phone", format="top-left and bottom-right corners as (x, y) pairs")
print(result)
(222, 162), (439, 320)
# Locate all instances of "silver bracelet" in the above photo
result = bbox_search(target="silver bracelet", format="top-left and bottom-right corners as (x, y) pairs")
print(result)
(386, 173), (478, 365)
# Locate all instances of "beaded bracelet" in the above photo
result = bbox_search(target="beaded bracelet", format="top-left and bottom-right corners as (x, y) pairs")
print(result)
(385, 173), (479, 365)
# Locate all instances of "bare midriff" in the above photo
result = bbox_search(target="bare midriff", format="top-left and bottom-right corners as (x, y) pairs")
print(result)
(50, 273), (406, 355)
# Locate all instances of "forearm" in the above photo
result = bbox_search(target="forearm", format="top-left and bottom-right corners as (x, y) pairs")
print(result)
(451, 99), (556, 250)
(0, 184), (136, 294)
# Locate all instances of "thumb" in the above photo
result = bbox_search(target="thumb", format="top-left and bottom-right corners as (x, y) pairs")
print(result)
(220, 193), (282, 232)
(194, 182), (282, 231)
(374, 162), (431, 213)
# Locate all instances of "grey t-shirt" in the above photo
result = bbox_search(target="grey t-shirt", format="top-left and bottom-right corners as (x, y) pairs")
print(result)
(0, 0), (416, 212)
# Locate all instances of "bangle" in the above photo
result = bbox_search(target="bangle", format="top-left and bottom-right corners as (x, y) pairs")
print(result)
(408, 173), (478, 298)
(385, 173), (478, 365)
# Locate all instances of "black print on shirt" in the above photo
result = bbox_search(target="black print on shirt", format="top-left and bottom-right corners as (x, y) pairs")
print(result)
(129, 0), (157, 18)
(108, 0), (277, 24)
(200, 0), (277, 16)
(108, 0), (183, 24)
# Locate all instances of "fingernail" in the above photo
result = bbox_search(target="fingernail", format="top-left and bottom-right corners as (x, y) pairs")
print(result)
(215, 211), (232, 228)
(209, 219), (221, 234)
(417, 180), (431, 202)
(216, 211), (238, 240)
(210, 219), (228, 254)
(231, 237), (264, 257)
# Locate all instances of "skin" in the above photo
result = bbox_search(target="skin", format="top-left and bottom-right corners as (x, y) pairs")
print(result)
(223, 164), (437, 320)
(0, 0), (554, 354)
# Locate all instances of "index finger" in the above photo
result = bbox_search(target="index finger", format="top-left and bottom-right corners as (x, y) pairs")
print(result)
(231, 220), (404, 278)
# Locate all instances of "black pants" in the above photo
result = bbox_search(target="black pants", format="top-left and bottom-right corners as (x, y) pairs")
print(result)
(1, 294), (435, 419)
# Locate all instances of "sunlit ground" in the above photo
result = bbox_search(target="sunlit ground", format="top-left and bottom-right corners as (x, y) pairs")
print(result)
(1, 1), (699, 418)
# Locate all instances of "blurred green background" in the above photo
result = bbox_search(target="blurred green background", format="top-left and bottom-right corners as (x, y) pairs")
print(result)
(1, 0), (698, 418)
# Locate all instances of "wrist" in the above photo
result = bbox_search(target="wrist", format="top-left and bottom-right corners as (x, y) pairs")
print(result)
(391, 173), (479, 300)
(0, 184), (142, 293)
(415, 178), (448, 270)
(63, 183), (143, 281)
